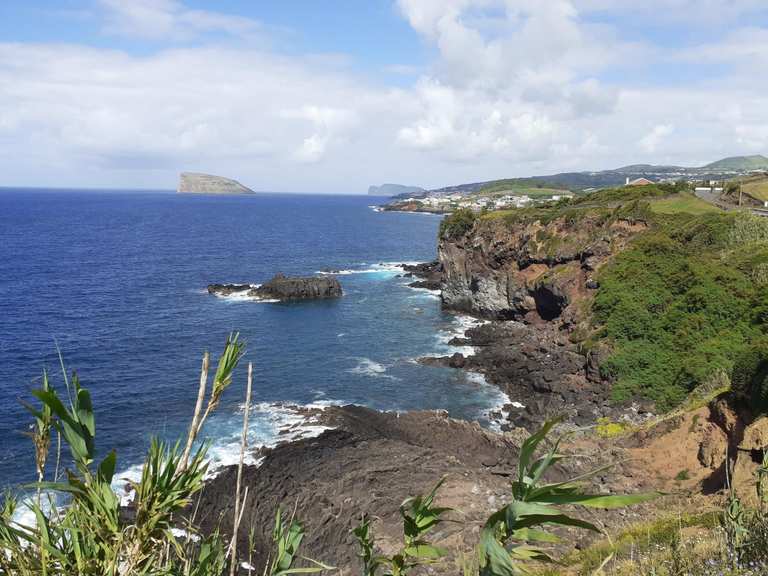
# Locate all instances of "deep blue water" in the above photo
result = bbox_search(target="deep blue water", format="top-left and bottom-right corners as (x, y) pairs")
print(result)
(0, 189), (505, 490)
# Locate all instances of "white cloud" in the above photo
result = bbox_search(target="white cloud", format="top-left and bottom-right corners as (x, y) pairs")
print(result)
(2, 0), (768, 191)
(393, 0), (631, 163)
(280, 106), (357, 163)
(396, 78), (558, 160)
(639, 124), (674, 154)
(98, 0), (259, 40)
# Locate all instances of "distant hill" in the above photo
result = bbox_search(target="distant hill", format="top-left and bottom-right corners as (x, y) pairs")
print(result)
(702, 155), (768, 171)
(368, 183), (425, 197)
(415, 154), (768, 197)
(178, 173), (253, 194)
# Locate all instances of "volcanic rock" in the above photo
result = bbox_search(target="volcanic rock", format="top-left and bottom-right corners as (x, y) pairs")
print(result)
(250, 274), (342, 300)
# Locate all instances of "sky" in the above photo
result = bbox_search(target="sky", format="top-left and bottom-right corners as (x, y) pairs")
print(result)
(2, 1), (768, 193)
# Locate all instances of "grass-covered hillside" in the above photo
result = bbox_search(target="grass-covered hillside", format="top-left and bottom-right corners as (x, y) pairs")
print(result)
(474, 179), (571, 197)
(593, 207), (768, 410)
(579, 187), (767, 410)
(703, 154), (768, 171)
(730, 173), (768, 203)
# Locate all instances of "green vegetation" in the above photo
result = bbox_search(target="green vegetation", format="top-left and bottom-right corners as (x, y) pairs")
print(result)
(592, 209), (768, 410)
(475, 416), (659, 575)
(649, 192), (719, 215)
(0, 335), (326, 576)
(565, 451), (768, 575)
(703, 154), (768, 171)
(566, 511), (721, 574)
(353, 478), (450, 576)
(475, 179), (570, 198)
(440, 208), (477, 239)
(731, 338), (768, 414)
(724, 174), (768, 203)
(570, 181), (686, 206)
(742, 178), (768, 202)
(674, 469), (690, 482)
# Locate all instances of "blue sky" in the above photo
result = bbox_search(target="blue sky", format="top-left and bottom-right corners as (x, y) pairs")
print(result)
(1, 0), (768, 192)
(0, 1), (430, 84)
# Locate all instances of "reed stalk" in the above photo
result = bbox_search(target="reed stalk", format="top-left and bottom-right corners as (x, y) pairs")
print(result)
(230, 362), (253, 576)
(182, 352), (210, 470)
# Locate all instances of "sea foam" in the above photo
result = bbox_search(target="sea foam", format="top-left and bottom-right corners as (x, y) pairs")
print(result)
(347, 357), (399, 380)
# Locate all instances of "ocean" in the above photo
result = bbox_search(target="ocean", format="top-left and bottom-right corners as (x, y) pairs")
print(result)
(0, 189), (507, 494)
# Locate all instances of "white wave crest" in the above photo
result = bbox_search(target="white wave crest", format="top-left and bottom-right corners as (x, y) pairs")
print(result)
(424, 313), (488, 358)
(462, 371), (514, 432)
(110, 400), (342, 508)
(317, 261), (423, 276)
(210, 284), (280, 304)
(347, 358), (398, 380)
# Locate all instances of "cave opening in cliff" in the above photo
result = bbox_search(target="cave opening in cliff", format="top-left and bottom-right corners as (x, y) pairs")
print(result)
(532, 285), (566, 321)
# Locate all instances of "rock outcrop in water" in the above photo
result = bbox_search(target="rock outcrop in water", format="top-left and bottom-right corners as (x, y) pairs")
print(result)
(253, 274), (342, 300)
(177, 172), (253, 194)
(207, 275), (342, 300)
(400, 261), (443, 291)
(206, 283), (252, 296)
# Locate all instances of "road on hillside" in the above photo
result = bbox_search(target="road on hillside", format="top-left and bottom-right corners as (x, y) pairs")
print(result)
(693, 188), (768, 217)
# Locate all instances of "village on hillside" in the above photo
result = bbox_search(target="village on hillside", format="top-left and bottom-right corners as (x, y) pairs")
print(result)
(381, 157), (768, 215)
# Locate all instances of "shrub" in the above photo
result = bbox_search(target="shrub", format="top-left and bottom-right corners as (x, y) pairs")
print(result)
(593, 213), (766, 411)
(475, 417), (659, 575)
(440, 208), (476, 239)
(731, 339), (768, 413)
(730, 213), (768, 246)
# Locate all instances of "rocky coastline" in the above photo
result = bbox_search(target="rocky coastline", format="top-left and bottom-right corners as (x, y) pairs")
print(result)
(380, 200), (451, 214)
(401, 256), (626, 431)
(188, 206), (768, 573)
(191, 404), (654, 575)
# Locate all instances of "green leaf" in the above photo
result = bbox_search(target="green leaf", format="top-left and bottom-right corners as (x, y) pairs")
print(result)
(540, 491), (663, 509)
(479, 528), (524, 576)
(75, 387), (95, 438)
(507, 544), (555, 563)
(517, 417), (563, 484)
(510, 527), (561, 544)
(98, 450), (117, 484)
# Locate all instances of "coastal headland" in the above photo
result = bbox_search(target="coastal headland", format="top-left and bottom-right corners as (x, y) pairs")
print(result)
(186, 181), (768, 573)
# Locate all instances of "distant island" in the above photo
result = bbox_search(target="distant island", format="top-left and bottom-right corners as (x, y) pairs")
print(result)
(177, 172), (254, 195)
(367, 183), (424, 196)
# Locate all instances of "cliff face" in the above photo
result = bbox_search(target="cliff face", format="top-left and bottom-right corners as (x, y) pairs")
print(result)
(436, 208), (651, 425)
(439, 210), (646, 323)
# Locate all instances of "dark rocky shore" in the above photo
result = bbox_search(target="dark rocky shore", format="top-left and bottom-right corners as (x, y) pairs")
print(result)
(191, 405), (637, 574)
(401, 260), (631, 431)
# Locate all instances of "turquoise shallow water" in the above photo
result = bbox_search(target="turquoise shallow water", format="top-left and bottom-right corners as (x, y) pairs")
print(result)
(0, 189), (507, 491)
